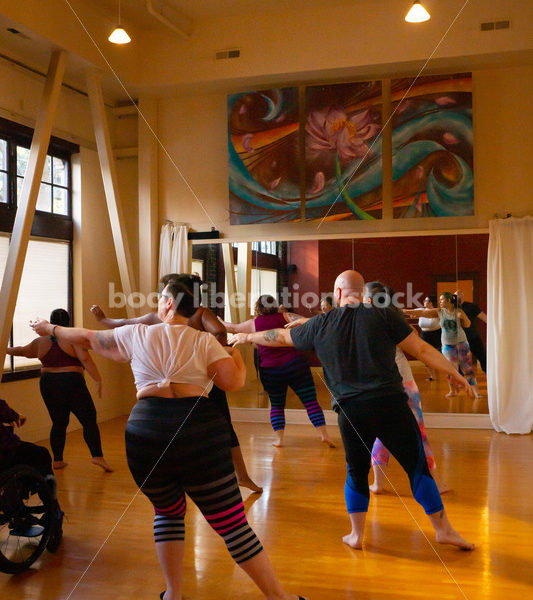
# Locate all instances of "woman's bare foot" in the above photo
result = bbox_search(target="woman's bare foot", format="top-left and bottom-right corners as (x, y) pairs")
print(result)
(369, 464), (385, 494)
(238, 477), (263, 493)
(445, 390), (457, 398)
(272, 431), (284, 447)
(91, 457), (114, 472)
(53, 460), (68, 470)
(342, 531), (363, 549)
(320, 437), (336, 448)
(369, 481), (383, 494)
(436, 528), (475, 551)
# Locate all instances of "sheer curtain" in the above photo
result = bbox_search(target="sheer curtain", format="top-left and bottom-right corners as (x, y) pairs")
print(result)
(158, 223), (188, 280)
(487, 216), (533, 434)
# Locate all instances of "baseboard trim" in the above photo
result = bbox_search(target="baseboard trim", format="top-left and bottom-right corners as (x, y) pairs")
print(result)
(229, 407), (493, 429)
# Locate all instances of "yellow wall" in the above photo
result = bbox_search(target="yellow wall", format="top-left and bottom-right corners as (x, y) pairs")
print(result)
(0, 64), (139, 444)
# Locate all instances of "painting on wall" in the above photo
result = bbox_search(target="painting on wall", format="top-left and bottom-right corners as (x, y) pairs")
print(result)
(304, 81), (383, 222)
(228, 88), (301, 224)
(391, 73), (473, 218)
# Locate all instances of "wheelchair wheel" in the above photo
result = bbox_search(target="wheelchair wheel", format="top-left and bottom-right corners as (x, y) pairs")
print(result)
(0, 465), (57, 574)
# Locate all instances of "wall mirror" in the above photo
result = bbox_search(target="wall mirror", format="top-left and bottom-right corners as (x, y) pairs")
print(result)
(191, 232), (488, 416)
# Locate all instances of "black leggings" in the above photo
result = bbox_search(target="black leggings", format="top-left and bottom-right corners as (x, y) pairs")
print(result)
(467, 334), (487, 373)
(125, 397), (263, 564)
(339, 394), (443, 515)
(39, 372), (103, 461)
(208, 384), (239, 448)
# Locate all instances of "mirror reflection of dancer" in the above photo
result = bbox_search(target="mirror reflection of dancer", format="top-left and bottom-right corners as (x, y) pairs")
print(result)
(416, 296), (441, 381)
(454, 289), (487, 374)
(31, 281), (307, 600)
(90, 274), (261, 493)
(221, 295), (335, 448)
(229, 271), (474, 552)
(6, 309), (112, 472)
(364, 283), (449, 495)
(405, 292), (482, 399)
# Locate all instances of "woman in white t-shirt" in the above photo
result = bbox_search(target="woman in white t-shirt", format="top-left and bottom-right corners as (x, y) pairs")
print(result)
(416, 295), (441, 381)
(31, 281), (306, 600)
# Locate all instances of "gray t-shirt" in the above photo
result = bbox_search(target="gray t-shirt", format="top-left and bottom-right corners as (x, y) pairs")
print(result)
(439, 309), (467, 346)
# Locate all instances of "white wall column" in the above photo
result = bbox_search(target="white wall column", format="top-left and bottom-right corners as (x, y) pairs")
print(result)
(0, 50), (66, 377)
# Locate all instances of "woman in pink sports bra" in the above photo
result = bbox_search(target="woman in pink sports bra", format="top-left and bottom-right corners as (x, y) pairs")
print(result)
(7, 308), (112, 472)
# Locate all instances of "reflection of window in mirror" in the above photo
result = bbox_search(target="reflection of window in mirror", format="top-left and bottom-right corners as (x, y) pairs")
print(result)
(191, 259), (204, 281)
(224, 266), (278, 322)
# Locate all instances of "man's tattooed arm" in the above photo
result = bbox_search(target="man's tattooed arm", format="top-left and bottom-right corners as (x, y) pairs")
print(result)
(96, 330), (118, 350)
(263, 329), (279, 342)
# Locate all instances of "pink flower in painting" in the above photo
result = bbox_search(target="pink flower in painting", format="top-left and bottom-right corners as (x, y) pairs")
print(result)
(306, 107), (381, 162)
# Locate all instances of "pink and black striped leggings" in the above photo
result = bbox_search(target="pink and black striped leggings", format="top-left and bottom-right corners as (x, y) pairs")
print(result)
(125, 396), (263, 564)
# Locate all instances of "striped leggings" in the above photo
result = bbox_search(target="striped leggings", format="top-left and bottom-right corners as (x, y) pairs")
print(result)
(442, 341), (477, 387)
(371, 380), (436, 471)
(258, 356), (326, 431)
(125, 397), (263, 564)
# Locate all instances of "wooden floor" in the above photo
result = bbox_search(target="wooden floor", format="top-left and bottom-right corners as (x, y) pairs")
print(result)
(2, 417), (532, 599)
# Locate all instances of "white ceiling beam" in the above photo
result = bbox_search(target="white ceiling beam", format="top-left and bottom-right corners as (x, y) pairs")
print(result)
(146, 0), (193, 40)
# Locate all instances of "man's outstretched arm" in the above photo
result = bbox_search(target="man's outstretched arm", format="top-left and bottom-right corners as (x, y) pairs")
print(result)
(228, 328), (294, 347)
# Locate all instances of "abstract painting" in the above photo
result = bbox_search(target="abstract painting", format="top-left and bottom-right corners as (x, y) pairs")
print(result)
(391, 73), (473, 218)
(228, 88), (301, 224)
(304, 81), (383, 222)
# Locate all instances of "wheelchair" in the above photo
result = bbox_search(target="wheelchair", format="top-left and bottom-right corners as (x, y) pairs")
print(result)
(0, 464), (63, 574)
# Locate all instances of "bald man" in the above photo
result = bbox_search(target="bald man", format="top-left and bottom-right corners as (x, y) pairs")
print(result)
(229, 270), (474, 552)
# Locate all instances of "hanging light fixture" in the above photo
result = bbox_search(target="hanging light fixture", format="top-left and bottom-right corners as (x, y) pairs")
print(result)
(109, 0), (131, 44)
(405, 1), (431, 23)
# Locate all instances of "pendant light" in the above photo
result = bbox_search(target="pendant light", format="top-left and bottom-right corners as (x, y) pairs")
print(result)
(405, 1), (431, 23)
(109, 0), (131, 44)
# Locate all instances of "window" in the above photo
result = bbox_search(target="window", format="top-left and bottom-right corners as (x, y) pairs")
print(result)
(232, 241), (278, 255)
(191, 259), (204, 281)
(0, 117), (77, 380)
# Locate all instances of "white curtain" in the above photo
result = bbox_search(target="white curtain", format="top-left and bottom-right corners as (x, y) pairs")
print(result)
(487, 216), (533, 433)
(158, 223), (188, 280)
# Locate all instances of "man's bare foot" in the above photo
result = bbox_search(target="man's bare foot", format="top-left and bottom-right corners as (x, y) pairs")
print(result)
(342, 532), (363, 549)
(436, 529), (474, 551)
(238, 478), (263, 493)
(320, 437), (336, 448)
(91, 457), (114, 472)
(53, 461), (68, 470)
(445, 391), (457, 398)
(369, 481), (383, 494)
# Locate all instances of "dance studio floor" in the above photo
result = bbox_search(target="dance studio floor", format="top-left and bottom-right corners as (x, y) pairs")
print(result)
(1, 418), (532, 599)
